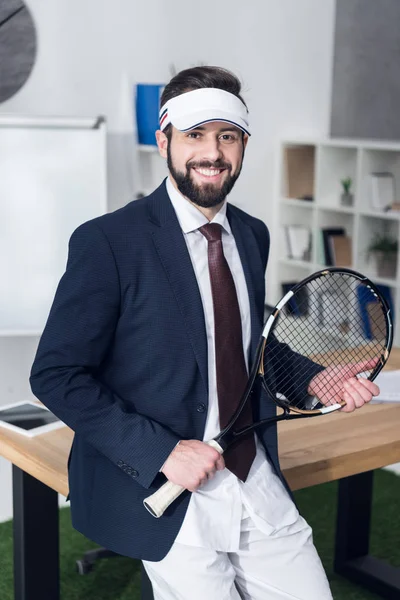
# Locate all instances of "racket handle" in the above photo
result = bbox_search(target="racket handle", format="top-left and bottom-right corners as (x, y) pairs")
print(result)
(143, 439), (223, 518)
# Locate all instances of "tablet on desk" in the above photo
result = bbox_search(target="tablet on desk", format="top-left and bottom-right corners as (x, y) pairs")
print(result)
(0, 400), (65, 437)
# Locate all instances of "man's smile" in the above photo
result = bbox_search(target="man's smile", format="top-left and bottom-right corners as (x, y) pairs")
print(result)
(191, 167), (227, 182)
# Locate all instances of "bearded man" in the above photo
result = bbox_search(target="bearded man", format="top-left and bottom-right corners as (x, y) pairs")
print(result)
(30, 66), (378, 600)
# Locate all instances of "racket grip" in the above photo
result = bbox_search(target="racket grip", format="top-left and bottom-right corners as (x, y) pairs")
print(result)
(143, 439), (223, 518)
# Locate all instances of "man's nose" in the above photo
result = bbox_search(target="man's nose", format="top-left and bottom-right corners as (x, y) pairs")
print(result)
(201, 138), (223, 162)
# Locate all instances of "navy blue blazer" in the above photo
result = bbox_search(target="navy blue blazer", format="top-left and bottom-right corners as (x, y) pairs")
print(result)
(30, 181), (307, 561)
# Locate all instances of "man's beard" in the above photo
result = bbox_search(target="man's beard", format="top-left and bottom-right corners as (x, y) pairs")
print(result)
(167, 146), (243, 209)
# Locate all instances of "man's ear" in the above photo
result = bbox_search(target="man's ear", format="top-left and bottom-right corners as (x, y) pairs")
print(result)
(242, 133), (249, 150)
(155, 129), (168, 158)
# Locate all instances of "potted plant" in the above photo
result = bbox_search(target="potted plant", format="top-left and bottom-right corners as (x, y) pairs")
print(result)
(367, 233), (398, 278)
(341, 177), (353, 206)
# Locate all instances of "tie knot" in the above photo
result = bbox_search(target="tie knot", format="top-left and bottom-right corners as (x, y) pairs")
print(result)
(199, 223), (222, 242)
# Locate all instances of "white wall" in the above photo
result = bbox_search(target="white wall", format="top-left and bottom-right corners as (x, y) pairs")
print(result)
(0, 0), (336, 521)
(1, 0), (336, 215)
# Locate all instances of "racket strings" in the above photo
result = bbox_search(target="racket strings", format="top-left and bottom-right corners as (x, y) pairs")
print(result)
(269, 315), (384, 395)
(262, 273), (389, 411)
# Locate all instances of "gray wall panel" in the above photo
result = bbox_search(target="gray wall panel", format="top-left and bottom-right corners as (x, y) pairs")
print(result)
(331, 0), (400, 140)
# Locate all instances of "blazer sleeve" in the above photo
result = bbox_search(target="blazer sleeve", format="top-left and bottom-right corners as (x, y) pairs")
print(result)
(264, 334), (325, 407)
(30, 220), (180, 490)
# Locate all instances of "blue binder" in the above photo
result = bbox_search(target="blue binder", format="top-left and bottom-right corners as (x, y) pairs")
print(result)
(357, 284), (394, 340)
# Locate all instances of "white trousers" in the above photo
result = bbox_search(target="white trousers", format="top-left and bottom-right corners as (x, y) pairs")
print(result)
(143, 510), (333, 600)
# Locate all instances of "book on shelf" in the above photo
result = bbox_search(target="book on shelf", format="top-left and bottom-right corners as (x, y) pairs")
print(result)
(369, 172), (395, 212)
(281, 282), (309, 317)
(387, 202), (400, 212)
(283, 225), (311, 261)
(329, 235), (352, 267)
(321, 227), (345, 266)
(284, 146), (315, 200)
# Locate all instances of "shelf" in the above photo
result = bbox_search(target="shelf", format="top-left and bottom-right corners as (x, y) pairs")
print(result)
(137, 144), (159, 153)
(279, 258), (314, 269)
(317, 204), (356, 215)
(282, 200), (357, 215)
(281, 198), (314, 208)
(359, 272), (398, 288)
(278, 260), (400, 286)
(359, 209), (400, 221)
(282, 138), (400, 152)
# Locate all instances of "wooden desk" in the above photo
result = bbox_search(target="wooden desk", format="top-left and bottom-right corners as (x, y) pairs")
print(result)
(2, 349), (400, 599)
(279, 402), (400, 491)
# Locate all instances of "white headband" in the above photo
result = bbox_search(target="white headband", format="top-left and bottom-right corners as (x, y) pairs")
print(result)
(159, 88), (251, 136)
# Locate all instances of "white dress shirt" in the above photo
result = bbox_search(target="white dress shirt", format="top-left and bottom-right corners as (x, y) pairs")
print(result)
(166, 177), (299, 551)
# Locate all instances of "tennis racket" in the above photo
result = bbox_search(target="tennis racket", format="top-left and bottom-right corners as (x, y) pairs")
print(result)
(144, 267), (393, 517)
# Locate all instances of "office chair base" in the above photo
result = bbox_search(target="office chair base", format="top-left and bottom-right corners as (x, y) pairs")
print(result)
(76, 548), (121, 575)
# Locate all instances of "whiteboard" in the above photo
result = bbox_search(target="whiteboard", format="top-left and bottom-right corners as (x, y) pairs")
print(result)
(0, 116), (107, 334)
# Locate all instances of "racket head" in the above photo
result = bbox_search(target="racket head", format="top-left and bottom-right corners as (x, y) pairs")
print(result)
(260, 268), (393, 414)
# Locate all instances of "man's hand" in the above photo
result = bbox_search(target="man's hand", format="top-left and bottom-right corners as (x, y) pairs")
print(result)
(308, 358), (380, 413)
(161, 440), (225, 492)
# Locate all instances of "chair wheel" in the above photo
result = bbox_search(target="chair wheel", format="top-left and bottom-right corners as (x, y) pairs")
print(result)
(76, 559), (94, 575)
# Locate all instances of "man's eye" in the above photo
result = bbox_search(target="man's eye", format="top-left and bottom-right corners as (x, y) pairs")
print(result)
(221, 134), (236, 142)
(187, 132), (201, 139)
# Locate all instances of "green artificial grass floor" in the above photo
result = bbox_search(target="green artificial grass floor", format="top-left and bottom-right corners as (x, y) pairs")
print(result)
(0, 469), (399, 599)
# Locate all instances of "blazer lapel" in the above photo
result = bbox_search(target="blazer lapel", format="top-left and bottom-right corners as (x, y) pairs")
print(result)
(149, 183), (209, 394)
(228, 207), (265, 368)
(146, 183), (266, 391)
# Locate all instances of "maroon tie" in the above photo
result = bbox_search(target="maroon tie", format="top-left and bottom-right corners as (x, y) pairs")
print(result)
(200, 223), (256, 481)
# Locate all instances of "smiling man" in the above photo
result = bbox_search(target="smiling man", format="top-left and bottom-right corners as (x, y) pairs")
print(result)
(30, 66), (378, 600)
(158, 85), (248, 213)
(165, 121), (243, 206)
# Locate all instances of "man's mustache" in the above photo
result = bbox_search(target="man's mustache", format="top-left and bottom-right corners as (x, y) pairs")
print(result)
(186, 160), (232, 171)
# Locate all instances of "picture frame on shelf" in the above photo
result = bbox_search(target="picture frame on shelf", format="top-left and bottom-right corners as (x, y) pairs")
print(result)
(368, 172), (395, 212)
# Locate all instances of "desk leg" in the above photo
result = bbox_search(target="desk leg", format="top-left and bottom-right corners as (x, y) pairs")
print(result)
(334, 471), (400, 599)
(13, 465), (60, 600)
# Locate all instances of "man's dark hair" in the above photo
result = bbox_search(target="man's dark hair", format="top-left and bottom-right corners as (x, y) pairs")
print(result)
(160, 66), (247, 140)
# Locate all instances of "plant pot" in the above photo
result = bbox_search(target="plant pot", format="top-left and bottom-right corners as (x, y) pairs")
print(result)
(341, 192), (353, 207)
(374, 250), (397, 278)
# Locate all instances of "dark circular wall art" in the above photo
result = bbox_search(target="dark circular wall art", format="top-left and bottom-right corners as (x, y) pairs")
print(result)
(0, 1), (37, 103)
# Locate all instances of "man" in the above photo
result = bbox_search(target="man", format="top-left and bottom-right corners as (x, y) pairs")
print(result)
(30, 66), (379, 599)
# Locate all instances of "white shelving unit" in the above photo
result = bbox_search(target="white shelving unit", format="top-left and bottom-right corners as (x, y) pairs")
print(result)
(268, 138), (400, 345)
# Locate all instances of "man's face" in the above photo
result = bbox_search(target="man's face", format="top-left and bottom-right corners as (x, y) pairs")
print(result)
(157, 121), (248, 208)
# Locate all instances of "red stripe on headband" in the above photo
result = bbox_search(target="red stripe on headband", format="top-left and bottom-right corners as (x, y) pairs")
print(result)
(160, 112), (168, 127)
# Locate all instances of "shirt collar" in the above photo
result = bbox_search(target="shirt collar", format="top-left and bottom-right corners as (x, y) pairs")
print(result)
(166, 176), (232, 235)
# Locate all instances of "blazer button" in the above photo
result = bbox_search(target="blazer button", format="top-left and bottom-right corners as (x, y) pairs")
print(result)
(126, 467), (133, 475)
(117, 460), (124, 467)
(196, 403), (206, 413)
(131, 470), (139, 478)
